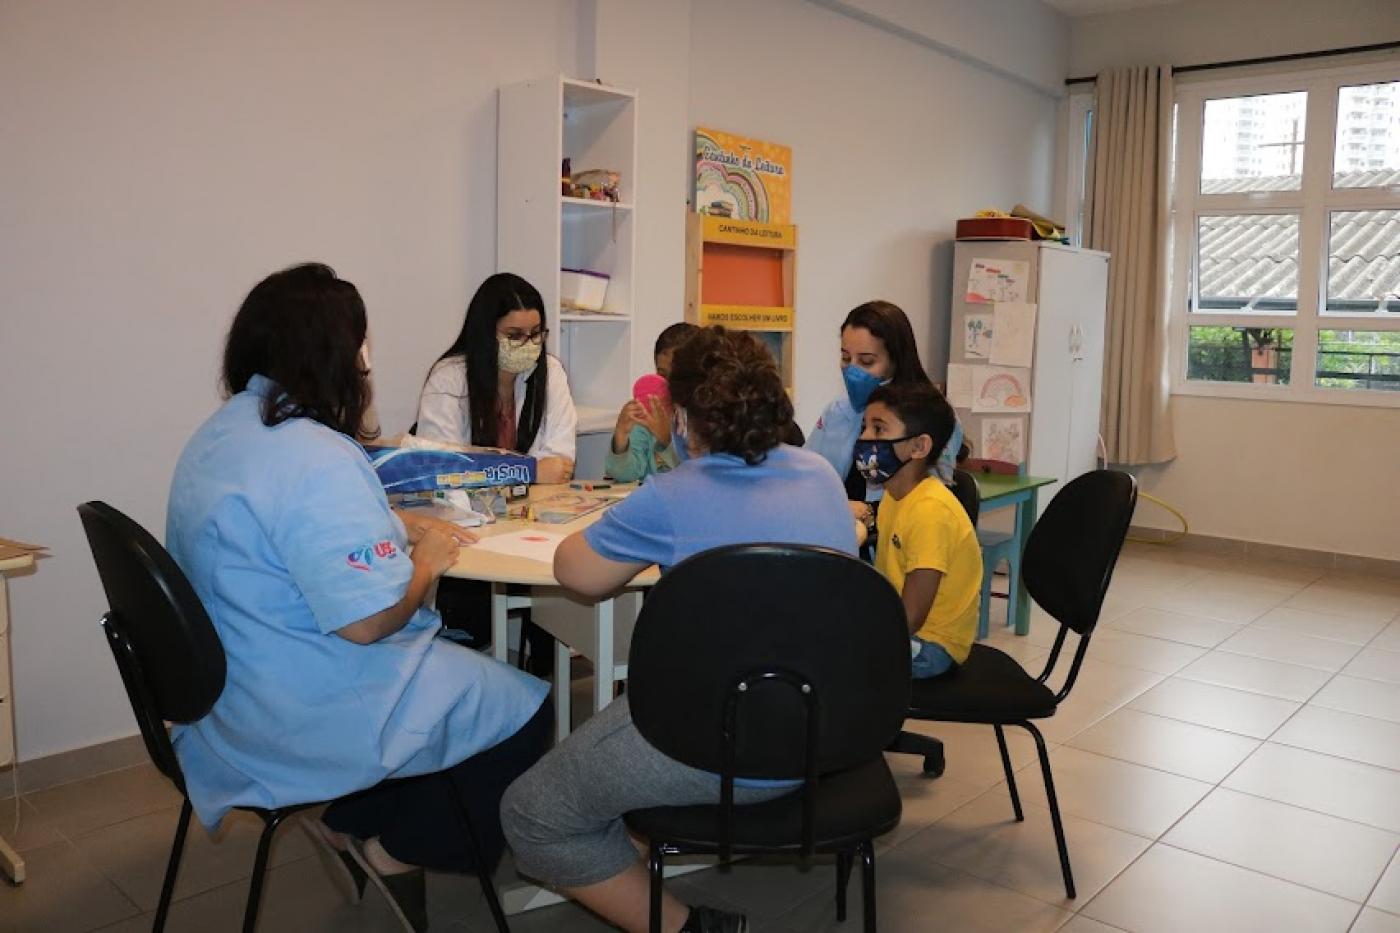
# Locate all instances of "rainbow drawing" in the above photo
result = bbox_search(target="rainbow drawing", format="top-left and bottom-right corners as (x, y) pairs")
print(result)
(971, 366), (1033, 414)
(694, 127), (791, 223)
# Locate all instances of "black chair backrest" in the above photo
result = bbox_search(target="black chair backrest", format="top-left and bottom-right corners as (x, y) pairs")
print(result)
(950, 469), (981, 526)
(77, 501), (227, 791)
(627, 543), (910, 856)
(1023, 470), (1137, 636)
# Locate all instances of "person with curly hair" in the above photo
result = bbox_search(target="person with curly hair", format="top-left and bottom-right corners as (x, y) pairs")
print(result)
(499, 327), (857, 933)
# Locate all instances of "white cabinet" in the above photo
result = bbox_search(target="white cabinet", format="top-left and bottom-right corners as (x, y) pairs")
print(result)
(949, 241), (1110, 515)
(497, 76), (638, 475)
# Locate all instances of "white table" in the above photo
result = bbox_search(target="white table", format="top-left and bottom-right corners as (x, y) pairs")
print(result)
(441, 484), (659, 744)
(0, 551), (36, 884)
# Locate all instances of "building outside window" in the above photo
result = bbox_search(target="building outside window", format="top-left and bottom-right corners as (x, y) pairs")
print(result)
(1166, 64), (1400, 405)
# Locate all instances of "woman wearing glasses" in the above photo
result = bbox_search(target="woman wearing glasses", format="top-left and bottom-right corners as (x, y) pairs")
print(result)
(417, 273), (578, 484)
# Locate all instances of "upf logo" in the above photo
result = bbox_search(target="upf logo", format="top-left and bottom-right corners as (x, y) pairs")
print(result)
(347, 539), (399, 572)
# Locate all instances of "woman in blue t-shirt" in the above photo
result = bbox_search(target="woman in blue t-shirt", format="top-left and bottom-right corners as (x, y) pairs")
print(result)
(166, 263), (550, 932)
(501, 327), (856, 933)
(805, 301), (933, 542)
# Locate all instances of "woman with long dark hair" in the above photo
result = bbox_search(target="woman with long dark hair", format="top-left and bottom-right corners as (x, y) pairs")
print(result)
(417, 272), (577, 484)
(166, 263), (550, 932)
(806, 300), (932, 536)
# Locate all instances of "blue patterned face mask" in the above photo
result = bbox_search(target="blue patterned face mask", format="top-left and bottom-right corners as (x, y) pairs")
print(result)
(842, 364), (885, 411)
(853, 437), (913, 485)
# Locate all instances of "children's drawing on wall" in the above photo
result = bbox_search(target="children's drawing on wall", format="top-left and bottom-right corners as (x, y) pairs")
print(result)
(944, 363), (975, 408)
(980, 418), (1025, 465)
(989, 302), (1036, 368)
(965, 258), (1029, 305)
(971, 366), (1032, 413)
(964, 314), (993, 359)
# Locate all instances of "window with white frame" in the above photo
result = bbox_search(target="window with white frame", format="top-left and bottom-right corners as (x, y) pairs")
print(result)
(1169, 64), (1400, 403)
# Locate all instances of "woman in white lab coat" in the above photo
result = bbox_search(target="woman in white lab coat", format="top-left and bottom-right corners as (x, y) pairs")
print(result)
(417, 272), (577, 484)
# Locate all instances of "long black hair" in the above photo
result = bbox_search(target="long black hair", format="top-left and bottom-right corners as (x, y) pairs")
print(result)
(841, 300), (931, 387)
(222, 262), (376, 440)
(434, 272), (548, 453)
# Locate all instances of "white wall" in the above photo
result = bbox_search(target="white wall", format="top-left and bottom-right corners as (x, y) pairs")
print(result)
(1066, 0), (1400, 560)
(1070, 0), (1400, 75)
(0, 0), (579, 760)
(689, 0), (1061, 430)
(814, 0), (1071, 94)
(0, 0), (1062, 761)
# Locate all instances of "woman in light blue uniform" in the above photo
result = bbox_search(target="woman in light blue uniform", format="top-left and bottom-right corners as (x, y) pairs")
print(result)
(806, 301), (935, 544)
(166, 264), (550, 932)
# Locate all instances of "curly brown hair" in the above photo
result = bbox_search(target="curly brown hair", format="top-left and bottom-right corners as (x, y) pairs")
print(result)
(668, 327), (795, 465)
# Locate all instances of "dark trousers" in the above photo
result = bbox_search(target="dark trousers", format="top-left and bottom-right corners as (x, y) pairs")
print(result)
(437, 577), (556, 678)
(322, 699), (553, 872)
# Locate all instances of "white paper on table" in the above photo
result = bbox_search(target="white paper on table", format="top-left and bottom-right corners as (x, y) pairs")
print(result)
(945, 363), (976, 409)
(980, 418), (1026, 464)
(989, 302), (1036, 368)
(971, 365), (1033, 413)
(469, 529), (569, 564)
(966, 258), (1029, 305)
(963, 313), (994, 358)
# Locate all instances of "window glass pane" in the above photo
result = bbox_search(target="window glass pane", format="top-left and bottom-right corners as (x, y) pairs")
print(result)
(1333, 81), (1400, 188)
(1201, 91), (1307, 193)
(1196, 214), (1299, 312)
(1316, 330), (1400, 391)
(1327, 210), (1400, 313)
(1187, 326), (1293, 384)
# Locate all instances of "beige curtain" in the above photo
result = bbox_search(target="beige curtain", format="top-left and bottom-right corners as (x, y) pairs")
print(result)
(1086, 65), (1177, 465)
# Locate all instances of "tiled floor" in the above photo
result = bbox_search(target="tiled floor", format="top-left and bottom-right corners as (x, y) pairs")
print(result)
(4, 543), (1400, 931)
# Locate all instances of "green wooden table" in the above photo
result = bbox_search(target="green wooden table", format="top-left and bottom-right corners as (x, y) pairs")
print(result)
(973, 473), (1057, 636)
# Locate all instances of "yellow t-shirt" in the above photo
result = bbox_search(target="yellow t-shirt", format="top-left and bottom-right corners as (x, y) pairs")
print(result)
(874, 477), (983, 664)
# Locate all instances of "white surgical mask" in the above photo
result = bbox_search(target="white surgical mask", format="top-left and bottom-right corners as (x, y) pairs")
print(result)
(498, 337), (542, 374)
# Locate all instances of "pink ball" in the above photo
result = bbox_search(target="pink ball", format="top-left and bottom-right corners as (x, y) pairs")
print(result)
(633, 374), (670, 406)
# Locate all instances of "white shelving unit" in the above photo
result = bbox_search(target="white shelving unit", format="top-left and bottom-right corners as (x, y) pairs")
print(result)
(497, 76), (637, 475)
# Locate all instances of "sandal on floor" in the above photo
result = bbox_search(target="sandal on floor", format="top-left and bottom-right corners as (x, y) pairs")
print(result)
(298, 818), (368, 904)
(344, 837), (429, 933)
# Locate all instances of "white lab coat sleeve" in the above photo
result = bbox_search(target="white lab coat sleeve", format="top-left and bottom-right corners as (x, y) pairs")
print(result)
(531, 354), (578, 461)
(415, 357), (472, 445)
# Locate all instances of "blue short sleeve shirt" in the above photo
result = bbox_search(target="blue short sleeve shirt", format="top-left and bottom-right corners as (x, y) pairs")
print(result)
(584, 445), (858, 569)
(165, 376), (547, 826)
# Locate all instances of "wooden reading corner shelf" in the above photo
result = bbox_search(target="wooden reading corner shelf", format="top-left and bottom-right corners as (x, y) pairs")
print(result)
(684, 214), (798, 395)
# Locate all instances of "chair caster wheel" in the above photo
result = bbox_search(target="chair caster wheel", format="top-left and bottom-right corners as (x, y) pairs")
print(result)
(922, 753), (945, 777)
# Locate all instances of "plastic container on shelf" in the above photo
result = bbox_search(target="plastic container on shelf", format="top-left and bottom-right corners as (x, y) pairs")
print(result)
(560, 268), (611, 312)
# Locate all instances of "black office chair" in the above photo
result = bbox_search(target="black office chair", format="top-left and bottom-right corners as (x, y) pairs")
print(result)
(885, 466), (983, 777)
(901, 470), (1138, 899)
(949, 467), (981, 526)
(76, 501), (511, 933)
(622, 544), (910, 933)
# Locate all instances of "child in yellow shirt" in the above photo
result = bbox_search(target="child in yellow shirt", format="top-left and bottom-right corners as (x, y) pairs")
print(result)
(855, 384), (982, 678)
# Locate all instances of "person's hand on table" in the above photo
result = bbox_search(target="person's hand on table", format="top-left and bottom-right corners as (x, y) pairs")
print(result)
(394, 509), (479, 546)
(411, 526), (461, 578)
(535, 456), (575, 485)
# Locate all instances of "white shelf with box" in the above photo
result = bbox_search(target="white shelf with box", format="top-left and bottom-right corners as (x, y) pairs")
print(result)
(497, 76), (637, 476)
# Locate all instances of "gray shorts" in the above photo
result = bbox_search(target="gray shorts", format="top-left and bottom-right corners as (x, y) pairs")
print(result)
(499, 695), (795, 888)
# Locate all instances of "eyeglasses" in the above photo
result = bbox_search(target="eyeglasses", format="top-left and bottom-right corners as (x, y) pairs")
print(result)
(499, 328), (549, 348)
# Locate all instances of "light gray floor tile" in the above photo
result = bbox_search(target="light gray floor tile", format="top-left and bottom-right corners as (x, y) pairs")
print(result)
(1224, 743), (1400, 833)
(1067, 708), (1260, 783)
(1082, 844), (1359, 933)
(1128, 676), (1300, 738)
(1163, 787), (1398, 901)
(1271, 706), (1400, 771)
